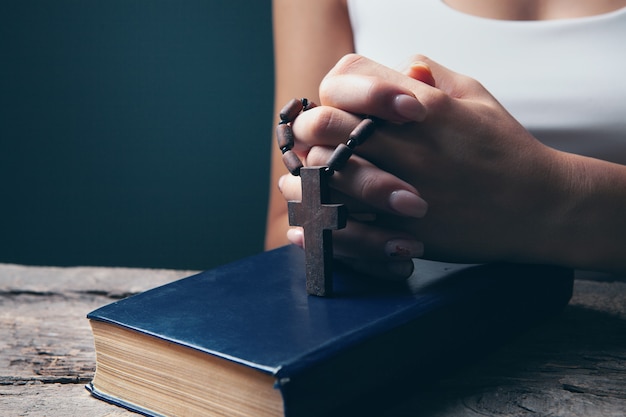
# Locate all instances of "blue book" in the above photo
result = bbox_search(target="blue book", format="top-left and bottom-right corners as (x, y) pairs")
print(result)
(86, 245), (573, 417)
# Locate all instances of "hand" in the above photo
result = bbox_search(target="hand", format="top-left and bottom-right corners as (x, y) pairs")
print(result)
(279, 150), (427, 280)
(286, 54), (575, 268)
(279, 58), (438, 279)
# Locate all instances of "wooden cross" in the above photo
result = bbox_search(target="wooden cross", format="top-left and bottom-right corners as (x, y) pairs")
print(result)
(288, 166), (347, 296)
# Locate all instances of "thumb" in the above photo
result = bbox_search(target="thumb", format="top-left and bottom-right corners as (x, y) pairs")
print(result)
(402, 61), (436, 87)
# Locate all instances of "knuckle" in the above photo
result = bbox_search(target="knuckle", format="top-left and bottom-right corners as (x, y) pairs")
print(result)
(365, 77), (394, 103)
(318, 76), (335, 105)
(292, 106), (337, 149)
(357, 171), (387, 203)
(310, 107), (341, 138)
(311, 106), (355, 141)
(329, 53), (366, 76)
(310, 107), (336, 138)
(306, 146), (331, 166)
(422, 87), (452, 114)
(409, 53), (432, 65)
(464, 76), (488, 95)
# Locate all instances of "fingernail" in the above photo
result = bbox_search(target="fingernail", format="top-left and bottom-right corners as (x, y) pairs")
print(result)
(386, 261), (415, 279)
(389, 190), (428, 218)
(278, 175), (287, 192)
(287, 228), (304, 248)
(385, 239), (424, 258)
(393, 94), (426, 122)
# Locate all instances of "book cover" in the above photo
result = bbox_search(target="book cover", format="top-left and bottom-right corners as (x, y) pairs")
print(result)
(86, 245), (573, 417)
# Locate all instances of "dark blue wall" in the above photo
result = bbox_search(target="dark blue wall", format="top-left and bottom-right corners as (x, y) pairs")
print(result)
(0, 1), (274, 270)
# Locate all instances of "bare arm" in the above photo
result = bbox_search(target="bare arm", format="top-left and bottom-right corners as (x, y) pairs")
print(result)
(265, 0), (355, 249)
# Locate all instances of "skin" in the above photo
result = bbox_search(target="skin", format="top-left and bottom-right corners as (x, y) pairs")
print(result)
(282, 54), (626, 273)
(266, 0), (354, 250)
(268, 0), (626, 277)
(444, 0), (626, 20)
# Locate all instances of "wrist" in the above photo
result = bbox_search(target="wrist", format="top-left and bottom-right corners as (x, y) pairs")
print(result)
(524, 151), (626, 272)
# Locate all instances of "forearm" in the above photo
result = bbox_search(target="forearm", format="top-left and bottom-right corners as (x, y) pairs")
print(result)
(266, 0), (354, 250)
(539, 153), (626, 273)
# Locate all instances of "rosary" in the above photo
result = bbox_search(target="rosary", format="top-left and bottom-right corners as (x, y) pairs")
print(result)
(277, 98), (376, 296)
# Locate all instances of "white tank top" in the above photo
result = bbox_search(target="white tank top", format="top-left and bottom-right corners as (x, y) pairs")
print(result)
(347, 0), (626, 164)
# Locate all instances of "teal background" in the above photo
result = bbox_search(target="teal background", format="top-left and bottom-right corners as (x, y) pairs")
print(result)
(0, 1), (274, 270)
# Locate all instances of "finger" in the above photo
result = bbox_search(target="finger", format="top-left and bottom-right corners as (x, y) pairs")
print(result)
(290, 106), (362, 151)
(286, 219), (424, 262)
(306, 146), (428, 218)
(327, 53), (434, 87)
(402, 61), (436, 87)
(321, 54), (489, 121)
(400, 54), (493, 99)
(320, 54), (440, 121)
(290, 106), (427, 184)
(287, 225), (416, 281)
(334, 220), (421, 280)
(278, 173), (302, 201)
(279, 168), (372, 208)
(329, 53), (451, 93)
(334, 220), (423, 261)
(286, 227), (304, 247)
(320, 74), (428, 123)
(280, 172), (377, 215)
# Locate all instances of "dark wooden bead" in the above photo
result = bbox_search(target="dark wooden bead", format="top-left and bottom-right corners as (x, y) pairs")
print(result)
(302, 99), (317, 111)
(282, 150), (304, 176)
(326, 143), (353, 172)
(279, 98), (304, 123)
(349, 118), (376, 146)
(276, 123), (295, 152)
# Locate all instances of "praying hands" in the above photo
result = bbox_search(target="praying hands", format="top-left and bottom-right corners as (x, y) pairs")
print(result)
(278, 54), (626, 278)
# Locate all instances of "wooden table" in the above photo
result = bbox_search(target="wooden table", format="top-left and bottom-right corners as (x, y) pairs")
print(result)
(1, 263), (625, 416)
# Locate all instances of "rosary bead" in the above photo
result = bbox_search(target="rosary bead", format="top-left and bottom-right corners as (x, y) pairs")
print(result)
(303, 99), (317, 111)
(279, 98), (304, 123)
(278, 98), (376, 179)
(349, 118), (376, 146)
(282, 150), (304, 176)
(276, 123), (295, 152)
(276, 98), (379, 297)
(326, 143), (353, 172)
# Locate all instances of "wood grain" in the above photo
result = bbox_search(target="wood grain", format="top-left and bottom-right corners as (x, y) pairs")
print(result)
(1, 264), (625, 416)
(0, 263), (195, 416)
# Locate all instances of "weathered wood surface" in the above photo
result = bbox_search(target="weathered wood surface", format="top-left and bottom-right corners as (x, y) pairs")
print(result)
(0, 263), (196, 416)
(388, 277), (626, 417)
(1, 264), (625, 416)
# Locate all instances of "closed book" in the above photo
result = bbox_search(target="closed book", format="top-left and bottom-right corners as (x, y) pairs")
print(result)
(86, 244), (573, 417)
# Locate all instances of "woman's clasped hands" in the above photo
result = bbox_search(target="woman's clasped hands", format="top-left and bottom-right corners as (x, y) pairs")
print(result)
(279, 54), (625, 278)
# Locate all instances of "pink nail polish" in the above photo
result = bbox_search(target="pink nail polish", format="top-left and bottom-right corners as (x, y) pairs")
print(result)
(278, 175), (286, 192)
(389, 190), (428, 218)
(287, 228), (305, 248)
(393, 94), (426, 122)
(385, 239), (424, 258)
